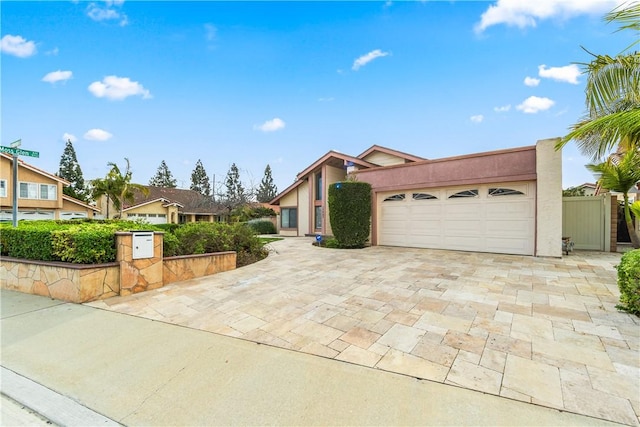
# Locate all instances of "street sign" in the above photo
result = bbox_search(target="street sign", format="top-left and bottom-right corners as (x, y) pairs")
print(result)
(0, 146), (39, 158)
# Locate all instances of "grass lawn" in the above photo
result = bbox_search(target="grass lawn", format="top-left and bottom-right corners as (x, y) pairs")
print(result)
(259, 236), (284, 245)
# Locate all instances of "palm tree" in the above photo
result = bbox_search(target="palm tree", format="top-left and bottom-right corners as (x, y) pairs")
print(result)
(556, 2), (640, 160)
(587, 150), (640, 248)
(91, 158), (149, 219)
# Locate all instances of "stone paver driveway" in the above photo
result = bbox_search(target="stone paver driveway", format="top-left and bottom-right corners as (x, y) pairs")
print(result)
(88, 237), (640, 426)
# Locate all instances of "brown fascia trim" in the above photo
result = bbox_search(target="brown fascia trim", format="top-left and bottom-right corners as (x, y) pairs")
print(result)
(358, 145), (426, 162)
(61, 195), (101, 212)
(353, 144), (536, 174)
(295, 151), (376, 179)
(269, 179), (305, 205)
(369, 176), (537, 193)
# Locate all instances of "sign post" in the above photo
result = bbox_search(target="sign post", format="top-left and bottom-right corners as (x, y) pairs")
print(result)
(1, 141), (39, 227)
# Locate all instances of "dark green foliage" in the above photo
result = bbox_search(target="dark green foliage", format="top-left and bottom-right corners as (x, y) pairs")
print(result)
(328, 181), (372, 248)
(223, 163), (247, 209)
(190, 159), (211, 196)
(256, 164), (278, 202)
(149, 160), (177, 188)
(171, 222), (268, 267)
(1, 219), (269, 267)
(231, 205), (277, 222)
(247, 219), (277, 234)
(562, 186), (586, 197)
(616, 249), (640, 316)
(57, 139), (89, 202)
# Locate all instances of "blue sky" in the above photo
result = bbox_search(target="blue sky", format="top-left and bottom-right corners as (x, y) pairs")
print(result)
(1, 0), (636, 195)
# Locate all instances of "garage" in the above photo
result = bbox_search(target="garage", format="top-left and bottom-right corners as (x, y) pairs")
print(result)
(378, 182), (535, 255)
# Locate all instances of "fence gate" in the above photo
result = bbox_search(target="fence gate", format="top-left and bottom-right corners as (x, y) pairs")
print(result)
(562, 194), (611, 251)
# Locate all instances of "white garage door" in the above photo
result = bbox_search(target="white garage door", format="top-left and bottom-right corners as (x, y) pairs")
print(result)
(379, 182), (535, 255)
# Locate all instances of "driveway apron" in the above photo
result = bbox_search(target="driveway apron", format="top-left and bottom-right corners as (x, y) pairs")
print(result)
(87, 237), (640, 426)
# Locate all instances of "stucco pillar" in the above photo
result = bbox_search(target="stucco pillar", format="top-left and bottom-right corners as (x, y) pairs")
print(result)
(536, 138), (563, 257)
(116, 231), (164, 295)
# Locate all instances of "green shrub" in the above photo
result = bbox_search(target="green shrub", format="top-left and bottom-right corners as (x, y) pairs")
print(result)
(617, 249), (640, 316)
(328, 181), (372, 248)
(0, 221), (59, 261)
(162, 232), (180, 257)
(247, 219), (277, 234)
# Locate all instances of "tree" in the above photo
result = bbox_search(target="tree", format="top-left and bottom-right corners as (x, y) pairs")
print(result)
(149, 160), (177, 188)
(256, 164), (278, 203)
(562, 186), (586, 197)
(556, 2), (640, 160)
(190, 159), (211, 196)
(91, 158), (149, 219)
(587, 149), (640, 248)
(57, 139), (89, 202)
(223, 163), (247, 210)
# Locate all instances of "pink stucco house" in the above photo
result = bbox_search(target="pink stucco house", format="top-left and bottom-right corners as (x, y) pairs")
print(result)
(270, 138), (562, 257)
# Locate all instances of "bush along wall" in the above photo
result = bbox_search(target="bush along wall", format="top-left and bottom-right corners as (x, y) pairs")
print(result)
(328, 181), (372, 248)
(617, 249), (640, 316)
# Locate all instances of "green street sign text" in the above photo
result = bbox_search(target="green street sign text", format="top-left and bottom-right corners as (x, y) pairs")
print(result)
(0, 146), (40, 158)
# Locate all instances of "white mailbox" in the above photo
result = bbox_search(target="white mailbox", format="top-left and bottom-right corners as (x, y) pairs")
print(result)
(132, 232), (154, 259)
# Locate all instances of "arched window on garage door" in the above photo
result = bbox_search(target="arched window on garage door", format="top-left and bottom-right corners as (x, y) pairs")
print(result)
(383, 194), (406, 202)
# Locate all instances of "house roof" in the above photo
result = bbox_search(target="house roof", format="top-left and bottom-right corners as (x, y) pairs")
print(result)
(357, 145), (426, 163)
(1, 152), (70, 185)
(62, 195), (101, 212)
(125, 186), (226, 215)
(295, 150), (377, 180)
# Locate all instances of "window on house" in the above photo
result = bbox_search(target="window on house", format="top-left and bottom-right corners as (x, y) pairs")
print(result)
(18, 182), (56, 200)
(448, 189), (478, 199)
(0, 180), (6, 197)
(281, 207), (298, 228)
(383, 194), (405, 202)
(488, 188), (525, 196)
(412, 193), (437, 200)
(315, 173), (322, 201)
(315, 206), (322, 229)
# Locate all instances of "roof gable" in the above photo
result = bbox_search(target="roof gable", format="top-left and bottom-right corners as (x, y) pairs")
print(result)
(1, 153), (69, 185)
(126, 186), (224, 214)
(357, 145), (425, 165)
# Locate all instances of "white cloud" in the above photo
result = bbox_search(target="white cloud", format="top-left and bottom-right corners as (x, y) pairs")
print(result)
(352, 49), (390, 71)
(46, 47), (59, 56)
(256, 118), (286, 132)
(538, 64), (581, 84)
(470, 115), (484, 123)
(42, 70), (73, 84)
(88, 75), (151, 100)
(516, 96), (555, 114)
(475, 0), (625, 32)
(84, 128), (113, 141)
(494, 104), (511, 112)
(524, 76), (540, 87)
(1, 35), (37, 57)
(87, 1), (128, 26)
(62, 133), (77, 143)
(204, 23), (217, 41)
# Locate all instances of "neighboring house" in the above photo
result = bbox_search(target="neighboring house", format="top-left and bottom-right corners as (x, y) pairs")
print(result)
(577, 183), (598, 196)
(96, 186), (228, 224)
(270, 139), (562, 257)
(0, 153), (99, 222)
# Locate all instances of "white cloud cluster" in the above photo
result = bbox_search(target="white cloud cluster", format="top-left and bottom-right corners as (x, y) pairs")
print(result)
(470, 115), (484, 123)
(1, 34), (37, 57)
(538, 64), (581, 84)
(205, 23), (217, 42)
(62, 133), (77, 143)
(256, 118), (286, 132)
(494, 104), (511, 112)
(84, 128), (113, 141)
(42, 70), (73, 84)
(524, 76), (540, 87)
(88, 75), (151, 100)
(352, 49), (390, 71)
(516, 96), (555, 114)
(475, 0), (625, 32)
(87, 0), (128, 26)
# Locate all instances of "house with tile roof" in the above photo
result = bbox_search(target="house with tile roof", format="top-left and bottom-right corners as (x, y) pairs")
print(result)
(0, 153), (100, 222)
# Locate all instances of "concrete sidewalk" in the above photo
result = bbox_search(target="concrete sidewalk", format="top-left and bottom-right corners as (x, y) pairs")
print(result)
(1, 290), (622, 426)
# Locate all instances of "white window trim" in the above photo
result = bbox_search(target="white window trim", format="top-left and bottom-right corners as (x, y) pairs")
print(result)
(18, 181), (57, 201)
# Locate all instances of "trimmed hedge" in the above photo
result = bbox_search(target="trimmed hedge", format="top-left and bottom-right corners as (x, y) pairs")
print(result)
(617, 249), (640, 316)
(328, 181), (371, 248)
(0, 220), (268, 267)
(247, 219), (277, 234)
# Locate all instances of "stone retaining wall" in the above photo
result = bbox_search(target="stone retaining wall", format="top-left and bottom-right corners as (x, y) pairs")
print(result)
(0, 251), (237, 303)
